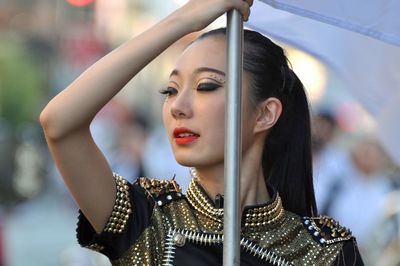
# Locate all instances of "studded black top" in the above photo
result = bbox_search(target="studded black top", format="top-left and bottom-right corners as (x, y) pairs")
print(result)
(76, 173), (364, 265)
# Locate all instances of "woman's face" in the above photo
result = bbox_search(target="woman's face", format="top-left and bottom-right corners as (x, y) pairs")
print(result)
(162, 36), (257, 169)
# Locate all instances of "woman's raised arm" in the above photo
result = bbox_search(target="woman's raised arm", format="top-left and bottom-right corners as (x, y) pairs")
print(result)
(39, 0), (252, 233)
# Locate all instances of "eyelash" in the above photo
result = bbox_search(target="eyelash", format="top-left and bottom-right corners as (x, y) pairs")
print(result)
(159, 83), (221, 96)
(159, 87), (177, 96)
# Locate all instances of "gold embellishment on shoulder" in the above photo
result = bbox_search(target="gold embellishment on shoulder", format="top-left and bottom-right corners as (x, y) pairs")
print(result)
(104, 173), (132, 234)
(136, 177), (182, 198)
(303, 215), (353, 245)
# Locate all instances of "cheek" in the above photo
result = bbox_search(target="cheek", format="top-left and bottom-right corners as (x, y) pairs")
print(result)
(208, 111), (225, 139)
(162, 101), (171, 129)
(198, 96), (226, 143)
(199, 92), (225, 120)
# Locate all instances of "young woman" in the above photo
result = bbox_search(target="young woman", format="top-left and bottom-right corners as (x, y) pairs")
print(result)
(40, 0), (363, 265)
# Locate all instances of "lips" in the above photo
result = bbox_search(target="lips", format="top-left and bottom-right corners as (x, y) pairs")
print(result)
(173, 127), (200, 145)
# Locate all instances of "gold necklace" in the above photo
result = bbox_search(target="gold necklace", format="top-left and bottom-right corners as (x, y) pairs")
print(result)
(187, 168), (285, 228)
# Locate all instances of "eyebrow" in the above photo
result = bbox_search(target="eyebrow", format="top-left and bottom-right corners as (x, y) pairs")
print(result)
(169, 67), (226, 77)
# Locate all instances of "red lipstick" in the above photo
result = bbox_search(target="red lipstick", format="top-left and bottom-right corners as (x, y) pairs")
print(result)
(173, 127), (200, 145)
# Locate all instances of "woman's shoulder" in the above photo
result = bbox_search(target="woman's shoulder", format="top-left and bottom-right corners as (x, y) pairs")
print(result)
(283, 212), (364, 265)
(300, 215), (353, 245)
(133, 176), (185, 207)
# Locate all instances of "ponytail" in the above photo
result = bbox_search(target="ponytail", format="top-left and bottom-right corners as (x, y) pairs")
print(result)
(262, 68), (317, 217)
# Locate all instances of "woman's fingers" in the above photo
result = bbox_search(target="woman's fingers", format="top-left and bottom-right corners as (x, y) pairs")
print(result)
(180, 0), (253, 32)
(230, 0), (253, 21)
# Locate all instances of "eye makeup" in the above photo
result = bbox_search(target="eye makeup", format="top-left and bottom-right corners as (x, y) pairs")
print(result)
(197, 82), (221, 91)
(159, 87), (177, 96)
(208, 74), (225, 84)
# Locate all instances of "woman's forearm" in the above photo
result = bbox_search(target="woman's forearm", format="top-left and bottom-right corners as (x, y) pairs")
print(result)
(40, 0), (252, 139)
(40, 12), (191, 139)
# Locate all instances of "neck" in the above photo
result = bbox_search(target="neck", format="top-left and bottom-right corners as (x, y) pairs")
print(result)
(192, 133), (271, 211)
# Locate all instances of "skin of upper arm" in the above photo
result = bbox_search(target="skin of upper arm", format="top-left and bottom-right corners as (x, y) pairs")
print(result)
(45, 128), (117, 233)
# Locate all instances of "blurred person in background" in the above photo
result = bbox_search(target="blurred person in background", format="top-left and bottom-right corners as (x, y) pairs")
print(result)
(327, 138), (394, 250)
(312, 110), (400, 265)
(90, 100), (149, 183)
(312, 111), (351, 215)
(364, 185), (400, 266)
(40, 0), (363, 265)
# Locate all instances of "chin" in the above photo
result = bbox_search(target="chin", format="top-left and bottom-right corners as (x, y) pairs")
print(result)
(174, 156), (196, 167)
(174, 153), (223, 169)
(173, 151), (202, 167)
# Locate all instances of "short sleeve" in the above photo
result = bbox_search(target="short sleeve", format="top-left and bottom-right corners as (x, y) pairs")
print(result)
(76, 173), (155, 260)
(333, 238), (364, 266)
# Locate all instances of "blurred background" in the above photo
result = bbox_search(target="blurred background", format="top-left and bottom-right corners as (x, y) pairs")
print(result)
(0, 0), (399, 265)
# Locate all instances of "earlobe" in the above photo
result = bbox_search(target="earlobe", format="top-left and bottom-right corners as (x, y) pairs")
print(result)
(254, 97), (283, 134)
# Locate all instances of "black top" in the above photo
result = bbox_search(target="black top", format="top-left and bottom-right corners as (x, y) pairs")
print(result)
(76, 174), (364, 265)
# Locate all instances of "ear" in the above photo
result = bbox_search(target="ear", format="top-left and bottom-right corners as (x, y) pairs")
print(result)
(253, 97), (283, 134)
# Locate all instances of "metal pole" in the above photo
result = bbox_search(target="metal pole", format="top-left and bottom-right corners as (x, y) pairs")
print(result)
(223, 9), (243, 266)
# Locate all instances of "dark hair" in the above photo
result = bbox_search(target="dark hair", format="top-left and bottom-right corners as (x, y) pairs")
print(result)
(197, 28), (317, 217)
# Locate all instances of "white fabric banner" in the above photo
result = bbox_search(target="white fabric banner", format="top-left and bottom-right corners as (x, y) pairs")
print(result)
(246, 1), (400, 165)
(257, 0), (400, 46)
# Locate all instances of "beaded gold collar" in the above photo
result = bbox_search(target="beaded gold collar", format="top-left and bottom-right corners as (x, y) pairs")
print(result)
(186, 178), (285, 228)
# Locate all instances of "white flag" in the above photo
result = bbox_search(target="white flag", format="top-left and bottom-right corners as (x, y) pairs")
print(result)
(256, 0), (400, 46)
(247, 1), (400, 164)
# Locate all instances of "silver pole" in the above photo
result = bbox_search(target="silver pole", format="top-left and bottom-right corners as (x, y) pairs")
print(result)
(223, 9), (243, 266)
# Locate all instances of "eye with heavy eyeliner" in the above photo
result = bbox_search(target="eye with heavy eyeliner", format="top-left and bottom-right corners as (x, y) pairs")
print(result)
(197, 82), (221, 92)
(159, 87), (177, 96)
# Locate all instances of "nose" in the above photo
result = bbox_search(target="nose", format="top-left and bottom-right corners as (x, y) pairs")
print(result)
(170, 89), (193, 119)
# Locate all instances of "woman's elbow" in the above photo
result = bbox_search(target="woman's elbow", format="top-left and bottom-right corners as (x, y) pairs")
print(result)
(40, 107), (90, 141)
(39, 107), (66, 141)
(40, 108), (56, 139)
